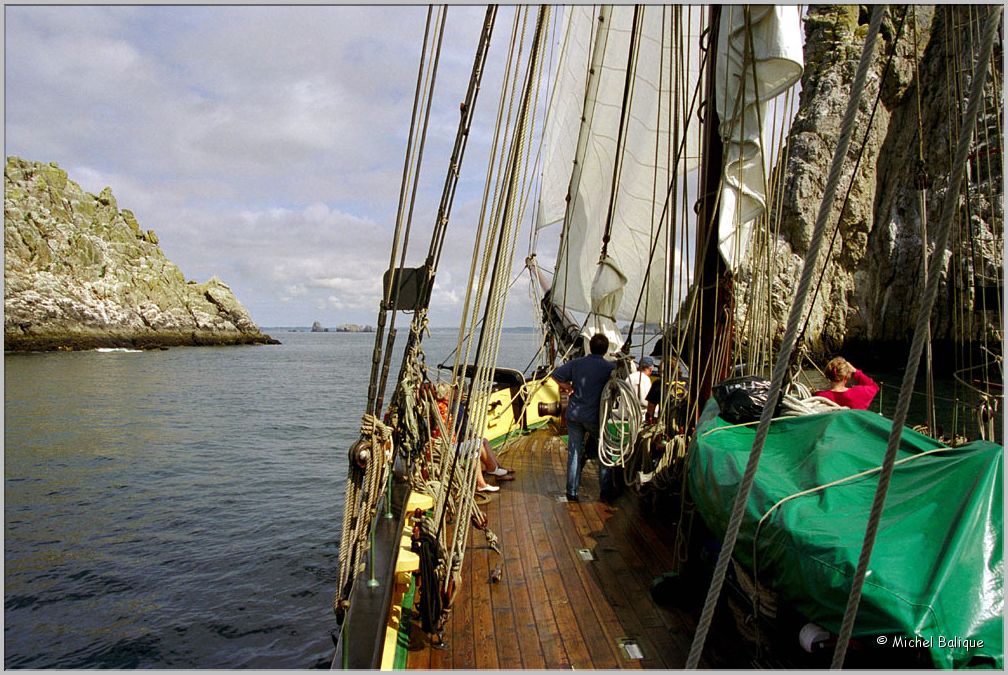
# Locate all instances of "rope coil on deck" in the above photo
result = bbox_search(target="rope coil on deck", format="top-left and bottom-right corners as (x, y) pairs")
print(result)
(599, 366), (644, 469)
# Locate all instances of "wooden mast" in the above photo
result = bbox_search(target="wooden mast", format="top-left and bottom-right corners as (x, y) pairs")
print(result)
(685, 4), (733, 429)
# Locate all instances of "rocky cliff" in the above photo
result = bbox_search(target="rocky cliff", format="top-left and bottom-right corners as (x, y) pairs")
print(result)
(734, 5), (1002, 363)
(4, 157), (277, 351)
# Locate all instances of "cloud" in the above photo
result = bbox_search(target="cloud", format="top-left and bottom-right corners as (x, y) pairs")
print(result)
(4, 5), (540, 327)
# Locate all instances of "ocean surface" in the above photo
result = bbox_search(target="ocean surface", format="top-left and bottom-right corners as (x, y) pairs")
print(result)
(4, 328), (995, 668)
(4, 329), (545, 668)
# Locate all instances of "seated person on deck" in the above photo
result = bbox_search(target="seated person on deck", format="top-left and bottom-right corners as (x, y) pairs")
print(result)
(814, 356), (879, 410)
(455, 395), (515, 483)
(645, 355), (689, 433)
(431, 383), (514, 493)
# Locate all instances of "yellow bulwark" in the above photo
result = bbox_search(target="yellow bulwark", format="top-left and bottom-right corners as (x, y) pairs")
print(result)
(484, 376), (560, 443)
(378, 377), (561, 669)
(379, 491), (433, 670)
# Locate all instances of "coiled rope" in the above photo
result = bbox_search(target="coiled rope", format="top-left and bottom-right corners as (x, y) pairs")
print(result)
(599, 358), (644, 469)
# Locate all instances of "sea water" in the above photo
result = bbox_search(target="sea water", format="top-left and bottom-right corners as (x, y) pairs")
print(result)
(4, 329), (994, 667)
(3, 329), (545, 668)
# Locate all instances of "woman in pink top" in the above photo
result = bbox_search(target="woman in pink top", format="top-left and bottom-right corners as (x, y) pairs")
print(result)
(815, 356), (879, 410)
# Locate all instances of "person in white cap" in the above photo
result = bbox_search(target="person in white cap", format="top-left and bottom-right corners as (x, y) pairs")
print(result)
(627, 355), (655, 408)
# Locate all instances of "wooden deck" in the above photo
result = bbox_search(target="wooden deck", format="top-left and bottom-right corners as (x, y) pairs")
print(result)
(404, 428), (730, 669)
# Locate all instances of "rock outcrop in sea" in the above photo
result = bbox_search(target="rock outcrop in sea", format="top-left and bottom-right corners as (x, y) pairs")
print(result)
(734, 6), (1002, 362)
(334, 324), (374, 333)
(4, 157), (277, 351)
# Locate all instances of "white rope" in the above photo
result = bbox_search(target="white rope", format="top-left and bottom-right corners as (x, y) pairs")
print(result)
(599, 375), (643, 468)
(780, 394), (844, 416)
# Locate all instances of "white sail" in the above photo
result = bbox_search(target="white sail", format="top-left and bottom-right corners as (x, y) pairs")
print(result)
(536, 5), (802, 335)
(538, 6), (708, 331)
(716, 5), (804, 269)
(534, 5), (595, 238)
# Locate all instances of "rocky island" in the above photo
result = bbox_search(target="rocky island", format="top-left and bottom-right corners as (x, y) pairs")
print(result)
(4, 157), (277, 351)
(334, 324), (374, 333)
(309, 321), (374, 333)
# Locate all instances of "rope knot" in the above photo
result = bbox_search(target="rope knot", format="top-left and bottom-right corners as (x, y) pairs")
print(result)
(360, 413), (392, 445)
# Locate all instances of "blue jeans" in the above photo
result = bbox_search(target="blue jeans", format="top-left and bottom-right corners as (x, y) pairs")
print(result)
(566, 419), (613, 498)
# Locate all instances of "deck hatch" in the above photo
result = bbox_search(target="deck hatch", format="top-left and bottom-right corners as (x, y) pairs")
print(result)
(618, 637), (644, 660)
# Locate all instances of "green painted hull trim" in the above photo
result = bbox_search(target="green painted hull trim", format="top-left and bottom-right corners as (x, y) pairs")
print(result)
(486, 418), (555, 448)
(393, 572), (417, 670)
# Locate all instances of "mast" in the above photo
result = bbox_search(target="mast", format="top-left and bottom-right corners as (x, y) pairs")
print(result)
(685, 4), (732, 428)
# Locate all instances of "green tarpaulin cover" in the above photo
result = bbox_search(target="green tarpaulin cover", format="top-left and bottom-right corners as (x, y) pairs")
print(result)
(687, 400), (1003, 669)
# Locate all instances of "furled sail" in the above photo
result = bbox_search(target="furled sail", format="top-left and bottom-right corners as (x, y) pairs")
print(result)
(535, 5), (802, 350)
(537, 6), (708, 339)
(716, 5), (803, 269)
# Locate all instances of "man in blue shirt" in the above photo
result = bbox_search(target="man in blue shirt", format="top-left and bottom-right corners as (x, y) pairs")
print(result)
(550, 333), (617, 502)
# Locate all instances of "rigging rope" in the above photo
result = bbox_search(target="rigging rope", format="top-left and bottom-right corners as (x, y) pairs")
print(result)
(910, 6), (937, 436)
(335, 8), (444, 624)
(368, 6), (446, 417)
(628, 7), (711, 338)
(685, 6), (887, 667)
(427, 7), (501, 274)
(553, 6), (613, 316)
(454, 1), (549, 541)
(829, 7), (1001, 667)
(951, 4), (1003, 442)
(600, 4), (643, 260)
(391, 6), (497, 402)
(412, 6), (550, 631)
(337, 7), (507, 642)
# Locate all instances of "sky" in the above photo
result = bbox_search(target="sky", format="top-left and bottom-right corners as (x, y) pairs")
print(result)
(4, 5), (548, 329)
